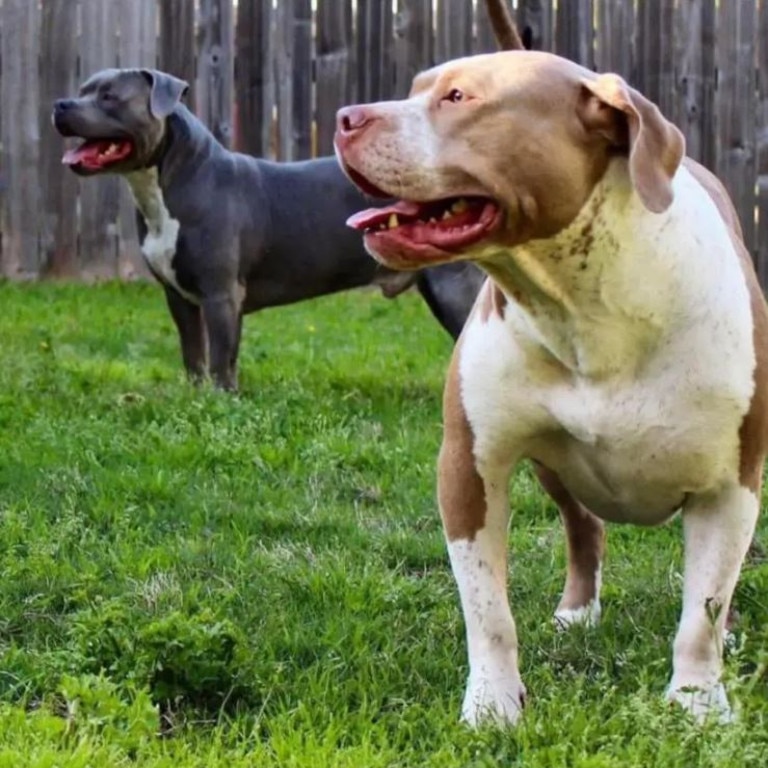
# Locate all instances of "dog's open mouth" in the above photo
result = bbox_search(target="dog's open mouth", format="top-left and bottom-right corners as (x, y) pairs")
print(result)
(346, 196), (502, 266)
(62, 139), (133, 170)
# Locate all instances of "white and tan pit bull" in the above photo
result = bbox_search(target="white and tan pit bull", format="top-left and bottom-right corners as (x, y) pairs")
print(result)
(334, 50), (768, 725)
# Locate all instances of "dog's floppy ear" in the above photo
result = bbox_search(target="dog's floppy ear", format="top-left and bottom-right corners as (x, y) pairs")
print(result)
(577, 73), (684, 214)
(140, 69), (189, 119)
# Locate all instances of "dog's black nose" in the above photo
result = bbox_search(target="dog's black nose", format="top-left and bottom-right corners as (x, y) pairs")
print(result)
(54, 99), (75, 113)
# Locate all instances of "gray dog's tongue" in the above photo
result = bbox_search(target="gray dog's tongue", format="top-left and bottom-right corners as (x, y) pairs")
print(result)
(62, 139), (132, 168)
(62, 144), (97, 166)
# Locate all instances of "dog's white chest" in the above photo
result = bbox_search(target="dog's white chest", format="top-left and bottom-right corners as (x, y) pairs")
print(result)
(125, 168), (197, 304)
(461, 165), (756, 523)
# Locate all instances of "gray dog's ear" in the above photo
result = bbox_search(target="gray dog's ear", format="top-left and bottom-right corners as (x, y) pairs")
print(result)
(140, 69), (189, 119)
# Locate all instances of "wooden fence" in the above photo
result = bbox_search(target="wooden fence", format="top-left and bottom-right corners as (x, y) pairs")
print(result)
(1, 0), (767, 284)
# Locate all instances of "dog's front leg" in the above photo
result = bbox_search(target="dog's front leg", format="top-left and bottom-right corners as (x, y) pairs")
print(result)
(202, 291), (242, 392)
(667, 484), (759, 722)
(164, 287), (208, 382)
(439, 363), (525, 726)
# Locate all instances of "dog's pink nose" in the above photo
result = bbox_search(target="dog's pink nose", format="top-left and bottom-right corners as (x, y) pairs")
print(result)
(336, 105), (374, 136)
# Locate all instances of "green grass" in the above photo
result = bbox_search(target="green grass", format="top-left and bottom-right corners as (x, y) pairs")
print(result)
(0, 280), (766, 767)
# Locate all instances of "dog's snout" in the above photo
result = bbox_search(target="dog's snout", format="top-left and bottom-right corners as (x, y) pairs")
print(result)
(336, 106), (375, 136)
(54, 98), (76, 113)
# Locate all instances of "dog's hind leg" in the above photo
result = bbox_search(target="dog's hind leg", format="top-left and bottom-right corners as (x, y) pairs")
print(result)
(533, 462), (606, 629)
(164, 287), (208, 383)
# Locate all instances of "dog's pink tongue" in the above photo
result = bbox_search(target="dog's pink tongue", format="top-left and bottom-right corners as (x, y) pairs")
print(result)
(347, 200), (422, 230)
(62, 142), (102, 166)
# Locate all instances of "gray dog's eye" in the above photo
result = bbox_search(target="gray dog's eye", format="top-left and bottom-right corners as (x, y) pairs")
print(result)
(100, 91), (118, 103)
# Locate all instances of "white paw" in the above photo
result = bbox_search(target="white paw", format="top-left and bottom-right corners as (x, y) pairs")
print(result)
(460, 674), (526, 727)
(553, 599), (601, 631)
(666, 682), (734, 724)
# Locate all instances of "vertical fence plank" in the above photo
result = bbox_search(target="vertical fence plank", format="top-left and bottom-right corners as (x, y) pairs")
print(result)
(757, 0), (768, 284)
(436, 0), (473, 62)
(555, 0), (593, 67)
(236, 0), (273, 157)
(1, 0), (40, 278)
(635, 0), (676, 120)
(79, 0), (120, 279)
(158, 0), (197, 113)
(198, 0), (235, 148)
(517, 0), (554, 52)
(293, 0), (313, 159)
(316, 0), (354, 155)
(274, 0), (311, 161)
(475, 0), (497, 53)
(717, 0), (758, 252)
(39, 0), (78, 278)
(394, 0), (433, 96)
(700, 0), (718, 171)
(274, 0), (293, 159)
(595, 0), (634, 78)
(674, 0), (716, 163)
(117, 0), (156, 280)
(356, 0), (394, 102)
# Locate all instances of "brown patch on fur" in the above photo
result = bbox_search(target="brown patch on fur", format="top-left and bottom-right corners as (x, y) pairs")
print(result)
(735, 249), (768, 493)
(438, 341), (487, 541)
(533, 463), (606, 610)
(686, 160), (768, 493)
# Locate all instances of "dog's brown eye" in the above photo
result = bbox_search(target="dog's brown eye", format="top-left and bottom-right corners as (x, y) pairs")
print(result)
(443, 88), (464, 104)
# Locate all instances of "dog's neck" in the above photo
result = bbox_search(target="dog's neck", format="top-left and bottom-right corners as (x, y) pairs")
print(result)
(124, 167), (173, 235)
(475, 160), (717, 378)
(154, 104), (224, 185)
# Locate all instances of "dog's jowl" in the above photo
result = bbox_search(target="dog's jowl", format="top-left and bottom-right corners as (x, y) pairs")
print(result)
(335, 51), (768, 725)
(53, 68), (484, 390)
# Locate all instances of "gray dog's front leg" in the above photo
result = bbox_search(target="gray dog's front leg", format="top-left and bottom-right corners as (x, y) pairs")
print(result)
(202, 293), (241, 391)
(164, 287), (208, 383)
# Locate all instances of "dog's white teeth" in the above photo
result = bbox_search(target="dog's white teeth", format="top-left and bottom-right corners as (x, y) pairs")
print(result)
(451, 198), (468, 213)
(442, 210), (452, 221)
(101, 143), (118, 157)
(387, 213), (399, 229)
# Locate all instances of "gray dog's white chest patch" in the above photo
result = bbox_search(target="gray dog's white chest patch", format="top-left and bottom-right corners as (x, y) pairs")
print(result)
(125, 168), (198, 304)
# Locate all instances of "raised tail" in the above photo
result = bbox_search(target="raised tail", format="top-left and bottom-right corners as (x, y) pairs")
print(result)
(483, 0), (525, 51)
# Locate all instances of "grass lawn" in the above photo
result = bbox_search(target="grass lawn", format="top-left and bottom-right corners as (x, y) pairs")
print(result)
(0, 280), (766, 767)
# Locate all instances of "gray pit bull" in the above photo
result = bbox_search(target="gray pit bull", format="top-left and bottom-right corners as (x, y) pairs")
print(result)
(52, 68), (484, 390)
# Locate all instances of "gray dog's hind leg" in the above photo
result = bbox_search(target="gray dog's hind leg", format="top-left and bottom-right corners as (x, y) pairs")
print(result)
(164, 287), (208, 383)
